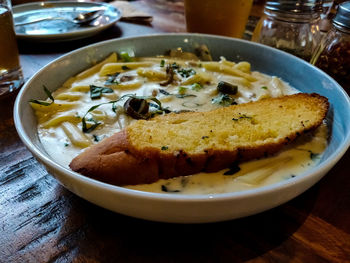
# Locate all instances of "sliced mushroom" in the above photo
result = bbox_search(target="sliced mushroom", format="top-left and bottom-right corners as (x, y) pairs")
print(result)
(120, 75), (135, 82)
(160, 64), (175, 86)
(123, 97), (149, 119)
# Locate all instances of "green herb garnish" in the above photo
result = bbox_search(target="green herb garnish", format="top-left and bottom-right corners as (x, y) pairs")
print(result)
(149, 102), (171, 114)
(90, 85), (114, 100)
(82, 94), (164, 132)
(177, 68), (196, 78)
(122, 65), (131, 70)
(261, 86), (268, 90)
(82, 117), (100, 133)
(212, 93), (236, 106)
(161, 146), (168, 150)
(29, 85), (55, 106)
(160, 59), (165, 67)
(191, 83), (203, 91)
(105, 73), (120, 85)
(178, 86), (188, 95)
(120, 51), (133, 62)
(171, 62), (180, 70)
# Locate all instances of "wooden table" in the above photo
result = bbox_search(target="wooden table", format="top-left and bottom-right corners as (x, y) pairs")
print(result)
(1, 1), (350, 262)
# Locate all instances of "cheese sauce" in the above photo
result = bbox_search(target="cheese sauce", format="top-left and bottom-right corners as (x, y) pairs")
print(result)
(33, 54), (328, 194)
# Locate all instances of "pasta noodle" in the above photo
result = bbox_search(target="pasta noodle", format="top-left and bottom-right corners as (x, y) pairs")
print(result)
(61, 122), (92, 148)
(29, 50), (327, 195)
(77, 53), (118, 79)
(99, 62), (155, 76)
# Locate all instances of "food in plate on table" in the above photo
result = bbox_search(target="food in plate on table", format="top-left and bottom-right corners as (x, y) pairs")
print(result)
(30, 47), (329, 194)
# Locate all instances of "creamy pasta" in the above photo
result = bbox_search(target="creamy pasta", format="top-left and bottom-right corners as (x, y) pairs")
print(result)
(31, 49), (328, 194)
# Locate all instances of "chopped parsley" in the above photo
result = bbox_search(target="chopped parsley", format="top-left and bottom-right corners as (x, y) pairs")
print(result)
(166, 62), (196, 78)
(190, 83), (203, 91)
(120, 51), (133, 62)
(261, 86), (268, 90)
(178, 86), (188, 95)
(161, 146), (168, 150)
(170, 62), (180, 70)
(90, 85), (114, 100)
(122, 65), (131, 70)
(212, 93), (236, 106)
(105, 73), (120, 85)
(177, 68), (196, 78)
(149, 102), (171, 114)
(160, 59), (165, 67)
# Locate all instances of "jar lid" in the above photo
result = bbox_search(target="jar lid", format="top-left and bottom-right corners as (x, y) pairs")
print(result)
(265, 0), (323, 14)
(333, 1), (350, 29)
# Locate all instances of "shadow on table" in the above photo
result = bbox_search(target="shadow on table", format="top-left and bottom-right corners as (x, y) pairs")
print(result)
(66, 186), (320, 262)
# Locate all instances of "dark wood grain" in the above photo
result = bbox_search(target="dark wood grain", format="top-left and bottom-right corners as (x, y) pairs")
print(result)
(1, 1), (350, 262)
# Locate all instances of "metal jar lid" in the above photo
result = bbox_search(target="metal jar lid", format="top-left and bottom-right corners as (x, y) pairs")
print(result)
(265, 0), (323, 14)
(333, 1), (350, 29)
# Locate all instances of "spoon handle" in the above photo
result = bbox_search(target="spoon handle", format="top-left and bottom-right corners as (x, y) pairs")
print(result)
(15, 17), (73, 26)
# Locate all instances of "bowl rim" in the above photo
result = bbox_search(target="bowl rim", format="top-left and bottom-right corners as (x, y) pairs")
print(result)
(14, 33), (350, 203)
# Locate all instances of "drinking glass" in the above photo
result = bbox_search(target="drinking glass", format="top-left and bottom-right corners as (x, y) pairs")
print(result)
(0, 0), (23, 98)
(184, 0), (253, 38)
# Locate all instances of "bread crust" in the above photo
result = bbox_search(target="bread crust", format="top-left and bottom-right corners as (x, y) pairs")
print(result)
(69, 93), (329, 186)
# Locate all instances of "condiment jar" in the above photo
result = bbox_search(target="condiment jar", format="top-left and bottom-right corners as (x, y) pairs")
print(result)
(252, 0), (322, 61)
(311, 1), (350, 92)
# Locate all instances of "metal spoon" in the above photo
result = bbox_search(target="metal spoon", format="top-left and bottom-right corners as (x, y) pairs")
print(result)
(15, 10), (103, 27)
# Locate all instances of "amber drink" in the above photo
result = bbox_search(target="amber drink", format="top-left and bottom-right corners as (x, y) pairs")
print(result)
(0, 2), (23, 97)
(184, 0), (253, 38)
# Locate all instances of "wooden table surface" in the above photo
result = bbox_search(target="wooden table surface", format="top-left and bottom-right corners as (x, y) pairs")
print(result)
(1, 1), (350, 262)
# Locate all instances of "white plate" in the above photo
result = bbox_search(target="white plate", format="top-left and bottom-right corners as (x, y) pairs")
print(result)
(13, 1), (121, 42)
(13, 34), (350, 223)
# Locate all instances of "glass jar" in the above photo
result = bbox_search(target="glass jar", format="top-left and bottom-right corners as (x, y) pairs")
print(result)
(252, 0), (322, 61)
(311, 1), (350, 92)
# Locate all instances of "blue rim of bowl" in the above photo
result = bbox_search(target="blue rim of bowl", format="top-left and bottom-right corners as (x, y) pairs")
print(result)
(14, 33), (350, 203)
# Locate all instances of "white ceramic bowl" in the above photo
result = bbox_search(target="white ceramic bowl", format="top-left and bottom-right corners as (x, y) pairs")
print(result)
(14, 34), (350, 223)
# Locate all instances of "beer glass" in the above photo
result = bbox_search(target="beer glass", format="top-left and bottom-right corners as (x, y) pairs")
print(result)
(184, 0), (253, 38)
(0, 0), (23, 97)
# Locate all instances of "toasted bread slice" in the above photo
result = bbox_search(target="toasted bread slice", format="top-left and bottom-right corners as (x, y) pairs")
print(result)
(70, 93), (329, 186)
